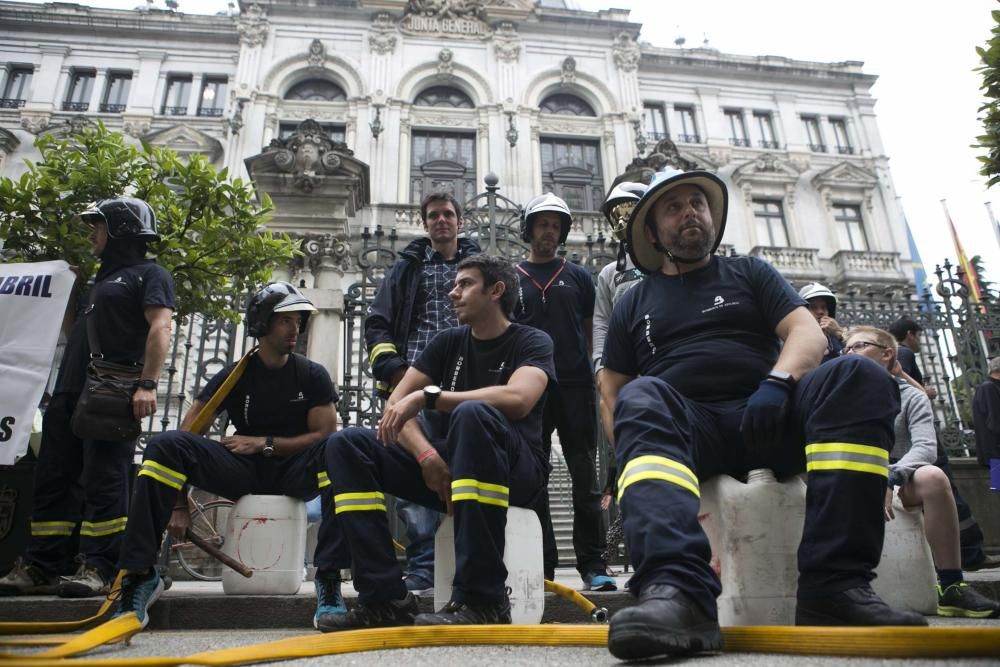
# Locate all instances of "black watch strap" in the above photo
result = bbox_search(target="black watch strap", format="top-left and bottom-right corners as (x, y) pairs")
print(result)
(139, 378), (157, 390)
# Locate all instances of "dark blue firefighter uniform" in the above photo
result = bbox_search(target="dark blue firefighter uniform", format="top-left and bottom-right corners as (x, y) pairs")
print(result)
(602, 256), (900, 615)
(117, 353), (348, 575)
(326, 324), (554, 604)
(28, 261), (174, 581)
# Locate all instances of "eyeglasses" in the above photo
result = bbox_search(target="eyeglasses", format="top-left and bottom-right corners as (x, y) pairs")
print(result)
(843, 340), (888, 354)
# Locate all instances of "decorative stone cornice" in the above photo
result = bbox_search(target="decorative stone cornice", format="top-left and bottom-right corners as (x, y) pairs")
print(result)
(612, 137), (698, 186)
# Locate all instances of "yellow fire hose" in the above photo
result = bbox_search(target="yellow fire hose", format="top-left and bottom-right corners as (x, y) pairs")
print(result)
(0, 350), (256, 640)
(1, 622), (999, 665)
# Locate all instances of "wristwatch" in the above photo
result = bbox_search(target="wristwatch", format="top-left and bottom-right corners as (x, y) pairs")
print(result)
(262, 435), (275, 458)
(138, 378), (157, 391)
(423, 385), (442, 410)
(766, 369), (796, 389)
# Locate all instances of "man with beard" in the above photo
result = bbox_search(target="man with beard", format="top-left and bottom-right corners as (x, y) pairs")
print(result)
(0, 198), (174, 599)
(599, 167), (925, 661)
(365, 192), (480, 595)
(112, 282), (346, 629)
(514, 193), (612, 592)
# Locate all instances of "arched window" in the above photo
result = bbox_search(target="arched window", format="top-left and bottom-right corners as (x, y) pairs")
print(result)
(539, 93), (595, 117)
(284, 79), (347, 102)
(414, 86), (474, 109)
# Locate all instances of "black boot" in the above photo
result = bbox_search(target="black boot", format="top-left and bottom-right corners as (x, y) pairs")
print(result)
(414, 596), (512, 625)
(608, 584), (722, 661)
(316, 592), (418, 632)
(796, 585), (928, 626)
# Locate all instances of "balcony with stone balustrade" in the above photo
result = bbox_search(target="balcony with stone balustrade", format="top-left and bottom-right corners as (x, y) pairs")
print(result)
(749, 246), (825, 281)
(832, 249), (905, 284)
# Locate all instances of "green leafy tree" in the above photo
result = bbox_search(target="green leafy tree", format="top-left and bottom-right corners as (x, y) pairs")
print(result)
(0, 121), (298, 321)
(976, 7), (1000, 186)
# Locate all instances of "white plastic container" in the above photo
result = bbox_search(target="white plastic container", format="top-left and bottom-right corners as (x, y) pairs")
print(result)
(698, 469), (806, 626)
(871, 490), (937, 615)
(434, 506), (544, 624)
(221, 495), (306, 595)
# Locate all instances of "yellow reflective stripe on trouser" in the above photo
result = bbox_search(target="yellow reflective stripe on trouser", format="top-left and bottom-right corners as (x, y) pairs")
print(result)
(30, 520), (75, 537)
(617, 455), (700, 502)
(334, 491), (386, 514)
(80, 517), (128, 537)
(805, 443), (889, 477)
(451, 479), (509, 508)
(137, 460), (188, 490)
(317, 471), (331, 489)
(368, 342), (397, 367)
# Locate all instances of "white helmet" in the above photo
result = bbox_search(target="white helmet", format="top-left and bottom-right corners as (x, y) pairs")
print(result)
(521, 193), (572, 244)
(798, 282), (837, 318)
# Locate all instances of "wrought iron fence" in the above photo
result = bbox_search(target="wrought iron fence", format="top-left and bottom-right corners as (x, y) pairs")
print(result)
(833, 259), (999, 457)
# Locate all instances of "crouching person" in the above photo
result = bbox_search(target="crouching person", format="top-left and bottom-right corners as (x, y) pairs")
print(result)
(114, 282), (348, 628)
(843, 326), (1000, 618)
(317, 256), (554, 631)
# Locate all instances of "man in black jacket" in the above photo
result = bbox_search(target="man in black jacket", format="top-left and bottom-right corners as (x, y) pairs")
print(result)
(364, 191), (480, 593)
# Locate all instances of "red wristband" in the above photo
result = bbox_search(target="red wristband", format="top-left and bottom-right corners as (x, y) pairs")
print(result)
(416, 448), (438, 464)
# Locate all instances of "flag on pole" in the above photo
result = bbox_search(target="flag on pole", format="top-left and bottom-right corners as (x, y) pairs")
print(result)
(986, 201), (1000, 252)
(943, 199), (984, 303)
(904, 216), (929, 298)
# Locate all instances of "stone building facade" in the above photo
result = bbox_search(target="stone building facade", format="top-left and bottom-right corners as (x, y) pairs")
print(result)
(0, 0), (913, 390)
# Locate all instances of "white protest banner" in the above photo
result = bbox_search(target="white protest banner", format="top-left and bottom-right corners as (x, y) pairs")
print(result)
(0, 260), (75, 465)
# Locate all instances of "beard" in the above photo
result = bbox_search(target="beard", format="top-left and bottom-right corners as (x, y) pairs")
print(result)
(665, 220), (714, 261)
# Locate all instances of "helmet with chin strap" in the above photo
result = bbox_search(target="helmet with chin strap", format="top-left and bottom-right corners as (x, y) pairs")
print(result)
(625, 167), (728, 274)
(245, 282), (318, 338)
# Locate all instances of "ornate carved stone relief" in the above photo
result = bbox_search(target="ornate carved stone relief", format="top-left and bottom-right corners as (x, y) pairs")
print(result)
(368, 12), (398, 55)
(612, 31), (640, 72)
(307, 39), (327, 69)
(493, 21), (520, 63)
(258, 119), (356, 193)
(560, 56), (577, 86)
(238, 3), (269, 47)
(19, 111), (50, 134)
(437, 48), (455, 78)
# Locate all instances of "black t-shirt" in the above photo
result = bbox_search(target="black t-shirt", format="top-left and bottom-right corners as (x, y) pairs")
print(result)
(602, 256), (805, 403)
(55, 261), (175, 393)
(413, 323), (555, 461)
(896, 345), (924, 385)
(196, 354), (338, 438)
(514, 258), (595, 385)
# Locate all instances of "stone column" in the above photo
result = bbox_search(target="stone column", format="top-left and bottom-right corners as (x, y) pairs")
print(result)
(0, 65), (9, 99)
(88, 68), (106, 113)
(396, 115), (411, 203)
(302, 234), (349, 380)
(187, 73), (204, 117)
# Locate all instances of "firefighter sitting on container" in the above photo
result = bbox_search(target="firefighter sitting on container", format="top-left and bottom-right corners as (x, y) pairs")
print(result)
(599, 167), (926, 662)
(113, 282), (347, 629)
(317, 255), (554, 631)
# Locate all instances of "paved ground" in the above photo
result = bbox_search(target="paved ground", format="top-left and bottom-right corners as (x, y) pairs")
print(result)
(2, 567), (999, 664)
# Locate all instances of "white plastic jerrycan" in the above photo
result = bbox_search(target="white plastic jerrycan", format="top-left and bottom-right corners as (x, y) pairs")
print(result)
(221, 494), (307, 595)
(434, 506), (544, 624)
(698, 469), (806, 626)
(871, 490), (937, 614)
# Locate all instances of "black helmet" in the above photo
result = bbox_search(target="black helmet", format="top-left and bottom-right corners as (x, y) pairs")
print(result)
(245, 282), (318, 338)
(80, 197), (159, 241)
(520, 193), (572, 244)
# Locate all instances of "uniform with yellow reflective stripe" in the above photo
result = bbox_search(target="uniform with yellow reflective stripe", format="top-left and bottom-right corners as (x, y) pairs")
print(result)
(326, 398), (547, 607)
(117, 353), (349, 583)
(610, 354), (900, 617)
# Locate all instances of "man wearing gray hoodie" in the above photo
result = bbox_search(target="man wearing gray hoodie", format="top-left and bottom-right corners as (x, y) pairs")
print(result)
(844, 326), (999, 619)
